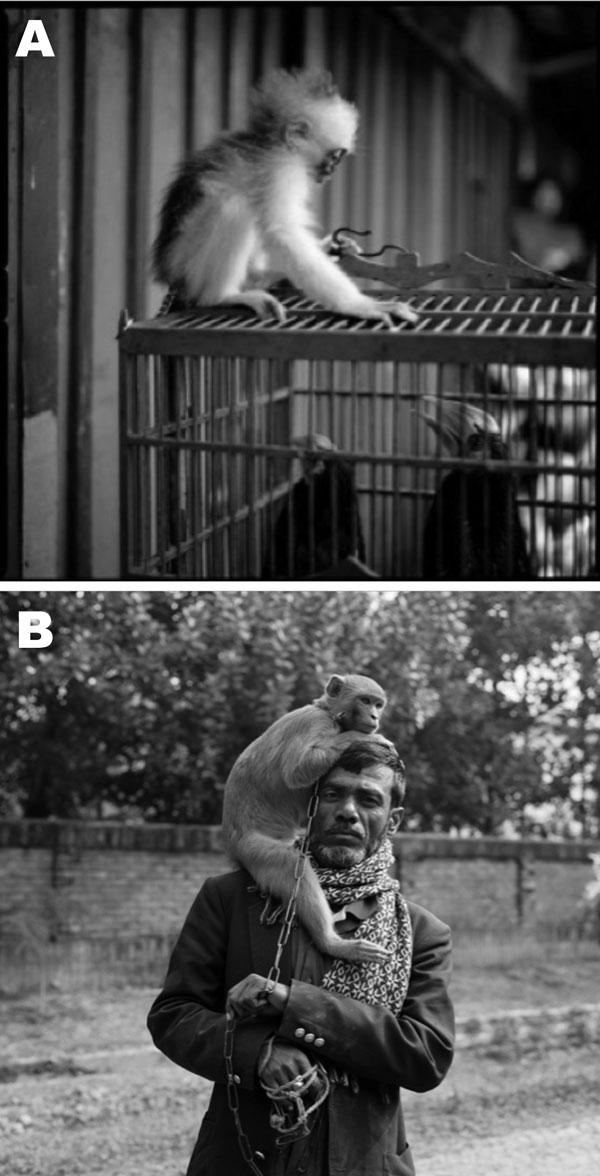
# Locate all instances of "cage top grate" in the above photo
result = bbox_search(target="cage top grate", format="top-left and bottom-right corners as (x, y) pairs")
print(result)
(119, 288), (596, 366)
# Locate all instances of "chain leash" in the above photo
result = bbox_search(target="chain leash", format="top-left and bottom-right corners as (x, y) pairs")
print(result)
(264, 782), (321, 992)
(224, 1013), (265, 1176)
(224, 781), (321, 1174)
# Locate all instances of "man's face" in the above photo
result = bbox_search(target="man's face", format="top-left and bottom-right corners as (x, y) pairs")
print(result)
(309, 763), (403, 868)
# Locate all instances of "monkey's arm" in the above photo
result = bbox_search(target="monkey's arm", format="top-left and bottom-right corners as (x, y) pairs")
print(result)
(279, 727), (384, 790)
(264, 224), (418, 326)
(248, 234), (363, 295)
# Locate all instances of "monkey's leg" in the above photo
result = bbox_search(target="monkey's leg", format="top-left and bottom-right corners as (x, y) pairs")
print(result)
(169, 201), (286, 322)
(238, 831), (389, 963)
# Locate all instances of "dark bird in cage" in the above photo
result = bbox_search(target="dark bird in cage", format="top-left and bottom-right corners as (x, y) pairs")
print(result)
(265, 434), (371, 578)
(420, 399), (533, 580)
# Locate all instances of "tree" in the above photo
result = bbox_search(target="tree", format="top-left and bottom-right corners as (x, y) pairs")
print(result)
(1, 590), (598, 836)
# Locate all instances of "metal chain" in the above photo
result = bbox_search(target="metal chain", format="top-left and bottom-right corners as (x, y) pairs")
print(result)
(264, 781), (321, 992)
(224, 780), (321, 1174)
(224, 1014), (266, 1176)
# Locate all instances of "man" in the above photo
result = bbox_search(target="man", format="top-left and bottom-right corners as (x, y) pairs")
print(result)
(148, 739), (454, 1175)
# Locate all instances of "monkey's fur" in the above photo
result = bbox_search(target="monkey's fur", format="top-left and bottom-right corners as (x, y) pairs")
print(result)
(222, 673), (392, 963)
(152, 69), (417, 327)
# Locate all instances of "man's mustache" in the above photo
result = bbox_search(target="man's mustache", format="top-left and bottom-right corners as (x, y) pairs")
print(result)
(327, 825), (363, 840)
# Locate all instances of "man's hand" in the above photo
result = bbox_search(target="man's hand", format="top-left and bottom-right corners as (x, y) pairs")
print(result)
(226, 973), (290, 1018)
(257, 1039), (313, 1088)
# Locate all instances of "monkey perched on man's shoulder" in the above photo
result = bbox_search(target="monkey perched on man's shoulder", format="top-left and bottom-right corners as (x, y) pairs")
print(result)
(152, 69), (418, 328)
(221, 672), (394, 964)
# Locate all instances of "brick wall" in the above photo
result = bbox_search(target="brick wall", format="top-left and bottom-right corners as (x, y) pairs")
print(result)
(0, 822), (597, 948)
(395, 836), (597, 935)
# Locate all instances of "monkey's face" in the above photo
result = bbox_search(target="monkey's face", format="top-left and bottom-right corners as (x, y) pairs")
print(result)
(341, 691), (386, 734)
(314, 147), (347, 184)
(326, 674), (387, 734)
(283, 90), (357, 183)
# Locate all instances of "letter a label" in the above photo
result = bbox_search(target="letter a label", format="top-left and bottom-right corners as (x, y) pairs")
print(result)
(15, 19), (55, 57)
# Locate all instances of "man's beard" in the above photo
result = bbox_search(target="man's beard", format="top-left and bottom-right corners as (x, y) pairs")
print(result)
(310, 830), (390, 869)
(310, 840), (367, 869)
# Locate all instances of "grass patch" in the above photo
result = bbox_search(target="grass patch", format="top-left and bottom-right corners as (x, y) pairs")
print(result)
(450, 929), (600, 1017)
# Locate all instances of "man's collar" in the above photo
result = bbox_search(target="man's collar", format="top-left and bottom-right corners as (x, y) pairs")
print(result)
(332, 894), (379, 924)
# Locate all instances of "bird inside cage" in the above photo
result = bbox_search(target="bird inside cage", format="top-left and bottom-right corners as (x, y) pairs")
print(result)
(419, 399), (533, 580)
(486, 363), (596, 579)
(263, 434), (371, 579)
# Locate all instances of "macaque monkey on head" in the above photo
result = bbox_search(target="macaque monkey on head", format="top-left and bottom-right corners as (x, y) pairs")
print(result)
(152, 69), (418, 328)
(222, 672), (392, 964)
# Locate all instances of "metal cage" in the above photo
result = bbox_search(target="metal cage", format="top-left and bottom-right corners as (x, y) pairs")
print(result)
(119, 250), (596, 580)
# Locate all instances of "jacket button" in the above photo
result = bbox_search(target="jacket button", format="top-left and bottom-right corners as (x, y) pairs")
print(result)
(295, 1028), (305, 1038)
(314, 1038), (325, 1047)
(304, 1033), (315, 1043)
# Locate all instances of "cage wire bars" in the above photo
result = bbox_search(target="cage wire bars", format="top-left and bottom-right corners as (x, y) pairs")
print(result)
(118, 248), (596, 580)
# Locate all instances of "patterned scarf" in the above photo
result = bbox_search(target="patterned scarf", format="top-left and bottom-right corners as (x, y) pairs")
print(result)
(314, 839), (413, 1017)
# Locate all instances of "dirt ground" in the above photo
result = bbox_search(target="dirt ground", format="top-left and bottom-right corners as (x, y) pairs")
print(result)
(1, 943), (599, 1176)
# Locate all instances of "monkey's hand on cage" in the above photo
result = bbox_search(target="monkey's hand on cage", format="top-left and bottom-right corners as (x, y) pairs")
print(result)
(226, 973), (290, 1019)
(237, 289), (288, 323)
(359, 296), (419, 328)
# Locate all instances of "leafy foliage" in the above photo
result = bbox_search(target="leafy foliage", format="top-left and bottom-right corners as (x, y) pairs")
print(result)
(1, 591), (598, 835)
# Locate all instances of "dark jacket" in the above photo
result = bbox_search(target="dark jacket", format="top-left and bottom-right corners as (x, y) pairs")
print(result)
(147, 869), (454, 1176)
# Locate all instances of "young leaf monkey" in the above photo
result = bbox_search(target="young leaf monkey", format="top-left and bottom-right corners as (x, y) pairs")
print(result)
(152, 69), (418, 327)
(221, 672), (392, 964)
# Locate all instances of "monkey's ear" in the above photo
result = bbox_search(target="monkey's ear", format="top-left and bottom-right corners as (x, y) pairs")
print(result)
(325, 674), (345, 698)
(285, 119), (311, 148)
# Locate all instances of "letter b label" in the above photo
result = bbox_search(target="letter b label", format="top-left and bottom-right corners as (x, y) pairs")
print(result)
(19, 611), (53, 648)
